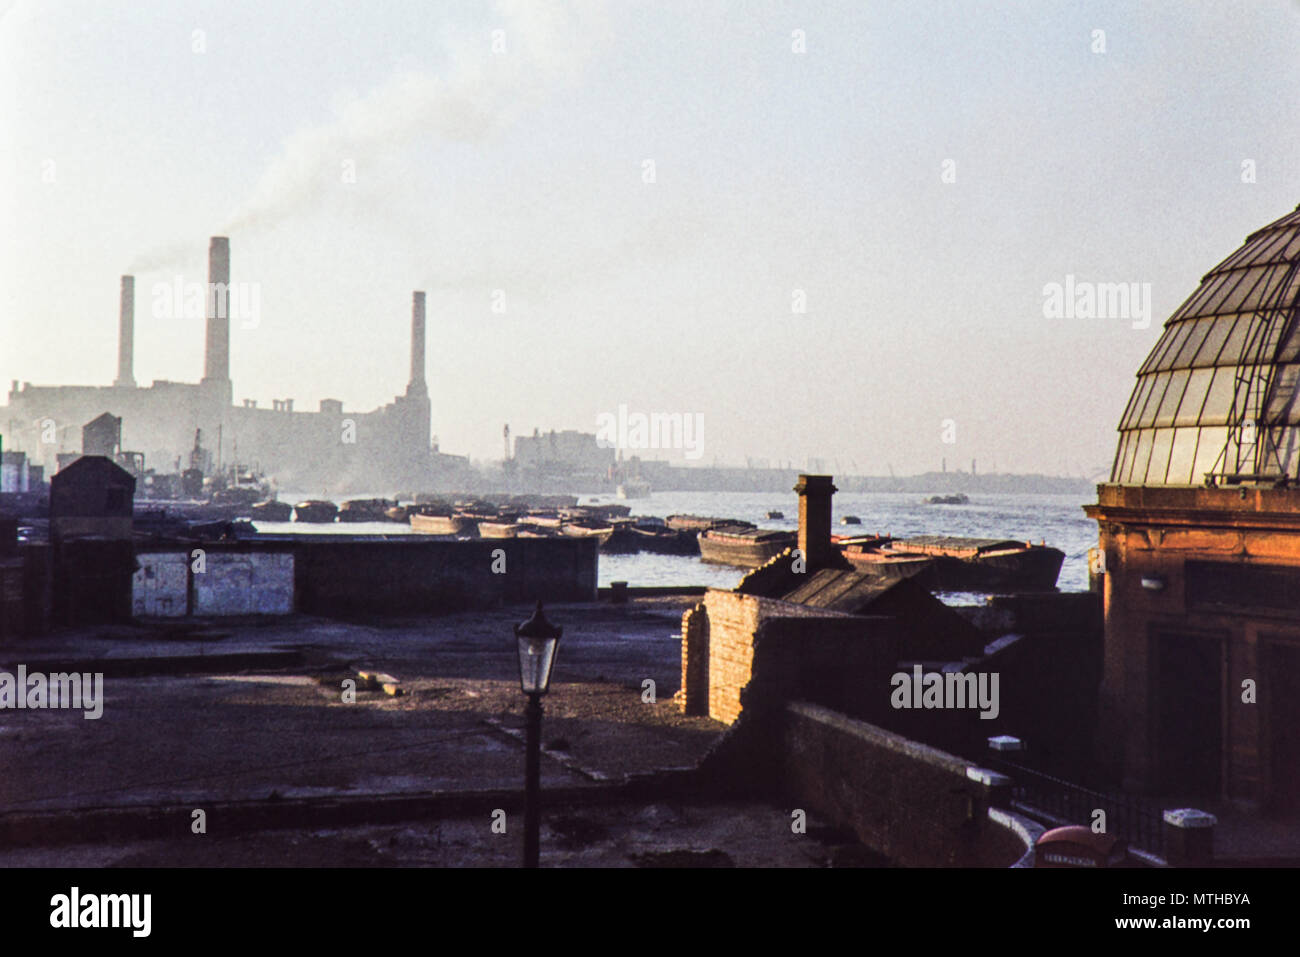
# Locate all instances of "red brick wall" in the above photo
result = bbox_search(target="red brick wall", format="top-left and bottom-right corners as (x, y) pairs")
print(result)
(680, 588), (899, 725)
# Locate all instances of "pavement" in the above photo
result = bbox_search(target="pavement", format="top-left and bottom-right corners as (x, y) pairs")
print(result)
(0, 597), (877, 866)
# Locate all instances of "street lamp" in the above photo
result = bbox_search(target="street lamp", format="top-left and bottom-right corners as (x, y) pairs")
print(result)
(514, 600), (562, 867)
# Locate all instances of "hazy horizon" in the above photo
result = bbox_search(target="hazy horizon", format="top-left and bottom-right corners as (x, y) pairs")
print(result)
(3, 0), (1298, 477)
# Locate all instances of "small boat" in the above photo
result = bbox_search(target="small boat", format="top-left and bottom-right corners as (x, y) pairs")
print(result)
(409, 511), (477, 535)
(841, 515), (862, 525)
(338, 498), (394, 522)
(616, 480), (651, 499)
(925, 494), (970, 505)
(629, 522), (699, 555)
(564, 503), (631, 520)
(698, 525), (797, 568)
(186, 518), (259, 540)
(561, 520), (615, 546)
(666, 514), (756, 533)
(478, 519), (524, 538)
(521, 511), (565, 528)
(209, 469), (270, 507)
(600, 518), (643, 553)
(516, 524), (563, 539)
(836, 536), (936, 583)
(294, 500), (338, 523)
(249, 500), (293, 522)
(767, 510), (785, 520)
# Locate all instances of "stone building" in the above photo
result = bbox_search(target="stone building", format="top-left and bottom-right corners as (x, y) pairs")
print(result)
(512, 429), (615, 482)
(50, 455), (136, 624)
(1086, 201), (1300, 813)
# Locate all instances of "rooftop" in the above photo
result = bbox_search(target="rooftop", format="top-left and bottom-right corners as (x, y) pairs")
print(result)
(1113, 201), (1300, 486)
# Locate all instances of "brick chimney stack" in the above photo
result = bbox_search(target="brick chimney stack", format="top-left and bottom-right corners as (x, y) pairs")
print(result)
(407, 291), (427, 397)
(114, 275), (136, 388)
(795, 474), (838, 568)
(202, 236), (232, 404)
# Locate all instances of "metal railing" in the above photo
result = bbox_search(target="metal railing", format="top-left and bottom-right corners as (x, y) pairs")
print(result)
(988, 756), (1166, 857)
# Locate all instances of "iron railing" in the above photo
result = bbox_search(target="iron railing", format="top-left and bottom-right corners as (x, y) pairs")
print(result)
(988, 757), (1166, 858)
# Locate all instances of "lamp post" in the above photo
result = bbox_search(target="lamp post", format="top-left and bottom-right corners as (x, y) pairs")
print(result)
(514, 600), (562, 868)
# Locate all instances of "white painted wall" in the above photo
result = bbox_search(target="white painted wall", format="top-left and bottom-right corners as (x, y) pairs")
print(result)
(133, 550), (294, 617)
(193, 553), (294, 616)
(132, 552), (189, 617)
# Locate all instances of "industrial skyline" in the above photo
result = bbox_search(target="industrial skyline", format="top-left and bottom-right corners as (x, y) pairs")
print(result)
(3, 234), (444, 490)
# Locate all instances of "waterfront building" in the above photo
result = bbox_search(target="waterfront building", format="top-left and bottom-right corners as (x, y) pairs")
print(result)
(1087, 201), (1300, 812)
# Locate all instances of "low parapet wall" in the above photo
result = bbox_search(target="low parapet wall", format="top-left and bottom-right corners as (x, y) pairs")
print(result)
(293, 537), (598, 615)
(776, 701), (1034, 866)
(701, 698), (1039, 867)
(128, 536), (598, 619)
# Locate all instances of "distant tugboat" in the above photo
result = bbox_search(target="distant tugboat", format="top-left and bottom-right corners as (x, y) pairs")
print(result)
(925, 494), (970, 505)
(616, 480), (651, 499)
(841, 515), (862, 525)
(294, 500), (338, 523)
(767, 510), (785, 520)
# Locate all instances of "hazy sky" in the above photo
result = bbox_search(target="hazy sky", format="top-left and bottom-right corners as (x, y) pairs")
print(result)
(2, 0), (1298, 475)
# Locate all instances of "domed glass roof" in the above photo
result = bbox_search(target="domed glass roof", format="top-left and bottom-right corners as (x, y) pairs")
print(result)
(1112, 202), (1300, 485)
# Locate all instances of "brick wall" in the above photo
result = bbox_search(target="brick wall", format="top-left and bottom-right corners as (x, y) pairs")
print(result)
(776, 701), (1032, 867)
(1087, 483), (1300, 806)
(680, 588), (900, 725)
(680, 602), (709, 716)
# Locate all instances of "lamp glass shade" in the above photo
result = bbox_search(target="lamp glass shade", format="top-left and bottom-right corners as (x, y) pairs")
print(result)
(517, 634), (559, 695)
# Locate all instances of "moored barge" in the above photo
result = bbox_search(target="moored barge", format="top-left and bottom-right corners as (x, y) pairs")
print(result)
(698, 525), (797, 568)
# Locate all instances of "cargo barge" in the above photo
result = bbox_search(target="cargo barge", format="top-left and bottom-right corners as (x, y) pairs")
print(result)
(698, 525), (797, 568)
(838, 535), (1064, 591)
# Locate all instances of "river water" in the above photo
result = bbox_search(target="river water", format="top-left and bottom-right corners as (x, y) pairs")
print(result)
(260, 490), (1098, 595)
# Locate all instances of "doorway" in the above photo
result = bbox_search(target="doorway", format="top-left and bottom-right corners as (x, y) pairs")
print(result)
(1156, 632), (1222, 797)
(1266, 642), (1300, 814)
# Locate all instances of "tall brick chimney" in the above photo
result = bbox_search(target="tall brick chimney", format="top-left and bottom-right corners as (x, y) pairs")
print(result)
(114, 275), (135, 388)
(408, 290), (427, 397)
(202, 236), (231, 400)
(795, 474), (837, 568)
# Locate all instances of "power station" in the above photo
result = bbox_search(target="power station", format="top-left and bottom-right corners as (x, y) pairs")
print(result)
(1, 237), (462, 492)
